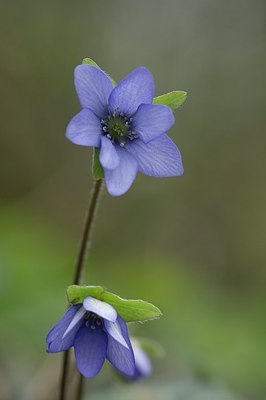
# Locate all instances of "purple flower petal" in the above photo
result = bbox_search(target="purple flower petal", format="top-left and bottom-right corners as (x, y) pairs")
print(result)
(108, 67), (154, 116)
(62, 306), (86, 339)
(74, 65), (113, 118)
(83, 296), (117, 322)
(104, 319), (129, 349)
(132, 104), (174, 143)
(100, 137), (120, 170)
(133, 343), (152, 378)
(104, 147), (138, 196)
(46, 305), (83, 353)
(106, 316), (135, 377)
(126, 134), (184, 177)
(74, 323), (107, 379)
(66, 109), (102, 147)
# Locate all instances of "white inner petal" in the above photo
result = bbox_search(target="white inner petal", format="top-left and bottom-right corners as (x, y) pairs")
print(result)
(105, 319), (129, 349)
(83, 296), (117, 322)
(62, 306), (86, 339)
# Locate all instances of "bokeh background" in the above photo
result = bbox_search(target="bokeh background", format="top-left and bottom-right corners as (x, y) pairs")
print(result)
(1, 1), (266, 399)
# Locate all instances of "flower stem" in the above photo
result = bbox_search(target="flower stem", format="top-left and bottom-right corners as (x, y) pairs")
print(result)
(76, 372), (84, 400)
(59, 179), (104, 400)
(73, 179), (104, 285)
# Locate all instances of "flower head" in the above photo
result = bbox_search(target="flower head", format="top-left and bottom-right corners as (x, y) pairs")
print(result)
(66, 65), (184, 196)
(46, 296), (135, 378)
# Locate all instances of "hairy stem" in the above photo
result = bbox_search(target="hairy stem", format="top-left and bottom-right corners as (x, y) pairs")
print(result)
(59, 179), (103, 400)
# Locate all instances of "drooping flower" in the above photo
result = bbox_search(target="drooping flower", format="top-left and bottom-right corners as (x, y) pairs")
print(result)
(66, 65), (184, 196)
(46, 296), (135, 378)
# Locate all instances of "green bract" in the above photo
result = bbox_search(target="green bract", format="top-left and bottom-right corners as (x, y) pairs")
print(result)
(67, 285), (162, 323)
(82, 58), (116, 87)
(82, 57), (100, 68)
(153, 91), (187, 110)
(92, 148), (104, 180)
(67, 285), (104, 301)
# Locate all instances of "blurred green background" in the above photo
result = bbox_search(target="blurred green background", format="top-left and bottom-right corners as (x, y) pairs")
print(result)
(1, 0), (266, 399)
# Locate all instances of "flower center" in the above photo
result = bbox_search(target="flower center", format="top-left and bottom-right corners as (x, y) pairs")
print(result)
(101, 112), (138, 147)
(85, 313), (102, 330)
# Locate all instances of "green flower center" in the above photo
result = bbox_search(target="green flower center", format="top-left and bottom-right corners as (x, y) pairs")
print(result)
(107, 117), (128, 139)
(101, 113), (138, 147)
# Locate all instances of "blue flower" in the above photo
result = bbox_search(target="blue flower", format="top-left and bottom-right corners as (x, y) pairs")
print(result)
(66, 65), (184, 196)
(46, 296), (135, 378)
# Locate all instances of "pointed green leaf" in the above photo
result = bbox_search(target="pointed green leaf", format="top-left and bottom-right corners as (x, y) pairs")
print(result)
(92, 148), (104, 180)
(101, 291), (162, 323)
(82, 57), (116, 86)
(153, 91), (187, 110)
(67, 285), (104, 304)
